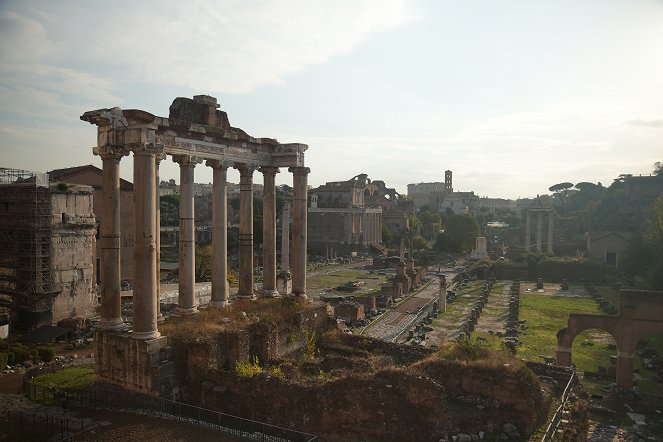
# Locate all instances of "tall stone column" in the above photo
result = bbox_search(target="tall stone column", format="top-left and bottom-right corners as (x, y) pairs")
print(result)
(280, 203), (290, 271)
(173, 155), (200, 315)
(261, 166), (279, 297)
(155, 153), (166, 322)
(536, 212), (543, 252)
(289, 166), (310, 299)
(237, 164), (255, 298)
(525, 210), (531, 252)
(207, 160), (230, 307)
(131, 143), (162, 340)
(94, 145), (129, 330)
(547, 211), (554, 254)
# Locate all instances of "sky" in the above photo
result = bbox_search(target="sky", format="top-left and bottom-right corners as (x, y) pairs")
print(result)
(1, 0), (662, 199)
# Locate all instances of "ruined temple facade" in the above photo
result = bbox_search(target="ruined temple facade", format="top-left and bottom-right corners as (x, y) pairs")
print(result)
(308, 174), (383, 256)
(81, 95), (309, 395)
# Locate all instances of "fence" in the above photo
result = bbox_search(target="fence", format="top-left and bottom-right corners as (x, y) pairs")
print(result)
(539, 367), (578, 442)
(5, 409), (100, 442)
(23, 374), (317, 442)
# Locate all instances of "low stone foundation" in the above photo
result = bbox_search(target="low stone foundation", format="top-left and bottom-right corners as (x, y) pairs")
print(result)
(95, 331), (176, 398)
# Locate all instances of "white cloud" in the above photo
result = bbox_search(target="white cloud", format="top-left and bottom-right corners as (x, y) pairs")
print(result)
(23, 0), (417, 94)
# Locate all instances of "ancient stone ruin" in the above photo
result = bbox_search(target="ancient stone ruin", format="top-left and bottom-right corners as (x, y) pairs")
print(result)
(81, 95), (310, 395)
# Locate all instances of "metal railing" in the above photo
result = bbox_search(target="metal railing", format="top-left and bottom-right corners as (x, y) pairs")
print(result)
(5, 410), (100, 442)
(23, 376), (317, 442)
(540, 367), (578, 442)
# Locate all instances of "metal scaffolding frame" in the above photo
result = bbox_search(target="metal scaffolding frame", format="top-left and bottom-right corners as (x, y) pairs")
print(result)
(0, 169), (58, 315)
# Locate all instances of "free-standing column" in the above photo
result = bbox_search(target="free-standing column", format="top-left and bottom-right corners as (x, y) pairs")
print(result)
(547, 211), (554, 254)
(173, 155), (200, 315)
(289, 166), (310, 299)
(155, 153), (165, 322)
(237, 164), (255, 298)
(94, 145), (129, 330)
(280, 203), (290, 271)
(207, 160), (230, 307)
(536, 212), (543, 252)
(261, 166), (279, 297)
(131, 143), (162, 340)
(525, 210), (531, 252)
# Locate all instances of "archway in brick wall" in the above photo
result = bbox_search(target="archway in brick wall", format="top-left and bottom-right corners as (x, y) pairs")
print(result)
(557, 290), (663, 389)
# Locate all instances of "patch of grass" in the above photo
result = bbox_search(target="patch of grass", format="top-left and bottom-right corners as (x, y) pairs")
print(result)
(32, 367), (96, 389)
(517, 293), (602, 366)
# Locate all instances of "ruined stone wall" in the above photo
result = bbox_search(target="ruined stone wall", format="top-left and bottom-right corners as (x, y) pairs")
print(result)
(191, 368), (448, 442)
(50, 188), (97, 323)
(95, 331), (175, 397)
(416, 359), (548, 434)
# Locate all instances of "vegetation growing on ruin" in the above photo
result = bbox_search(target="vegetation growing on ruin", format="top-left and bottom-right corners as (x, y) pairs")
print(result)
(32, 367), (96, 389)
(160, 298), (316, 340)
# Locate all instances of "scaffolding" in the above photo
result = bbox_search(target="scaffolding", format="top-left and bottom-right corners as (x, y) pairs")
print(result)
(0, 169), (58, 318)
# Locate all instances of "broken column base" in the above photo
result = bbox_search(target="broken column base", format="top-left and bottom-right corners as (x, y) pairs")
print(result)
(95, 330), (177, 399)
(277, 271), (292, 296)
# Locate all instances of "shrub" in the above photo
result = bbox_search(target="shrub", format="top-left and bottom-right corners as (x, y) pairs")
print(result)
(0, 353), (7, 368)
(6, 352), (15, 365)
(38, 347), (56, 362)
(235, 356), (263, 377)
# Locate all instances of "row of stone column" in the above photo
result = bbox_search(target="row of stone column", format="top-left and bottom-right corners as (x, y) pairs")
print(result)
(525, 210), (553, 253)
(95, 142), (309, 340)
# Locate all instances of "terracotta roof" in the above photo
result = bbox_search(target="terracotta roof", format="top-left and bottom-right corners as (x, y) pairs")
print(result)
(48, 164), (133, 190)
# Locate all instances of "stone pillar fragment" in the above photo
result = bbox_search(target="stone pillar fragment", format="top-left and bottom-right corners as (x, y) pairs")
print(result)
(131, 143), (162, 340)
(207, 160), (231, 307)
(237, 164), (255, 298)
(94, 145), (130, 330)
(547, 211), (554, 254)
(289, 166), (310, 299)
(525, 210), (531, 252)
(260, 166), (279, 297)
(173, 155), (200, 315)
(536, 212), (543, 252)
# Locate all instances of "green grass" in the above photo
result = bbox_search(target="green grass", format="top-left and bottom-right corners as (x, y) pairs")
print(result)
(32, 367), (97, 389)
(518, 293), (608, 368)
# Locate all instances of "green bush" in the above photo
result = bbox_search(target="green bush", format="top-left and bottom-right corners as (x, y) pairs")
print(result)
(37, 347), (55, 362)
(0, 353), (7, 368)
(6, 352), (15, 365)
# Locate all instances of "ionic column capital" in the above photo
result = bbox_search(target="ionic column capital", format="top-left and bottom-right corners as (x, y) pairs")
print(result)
(288, 166), (310, 176)
(259, 166), (280, 176)
(235, 162), (258, 176)
(172, 155), (202, 167)
(155, 151), (167, 164)
(206, 159), (233, 170)
(130, 142), (164, 157)
(93, 145), (131, 160)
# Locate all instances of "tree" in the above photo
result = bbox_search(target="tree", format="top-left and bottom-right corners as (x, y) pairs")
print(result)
(417, 210), (442, 239)
(653, 161), (663, 176)
(443, 213), (480, 251)
(574, 182), (597, 192)
(549, 182), (574, 193)
(412, 235), (427, 250)
(624, 194), (663, 289)
(195, 244), (213, 282)
(381, 224), (394, 246)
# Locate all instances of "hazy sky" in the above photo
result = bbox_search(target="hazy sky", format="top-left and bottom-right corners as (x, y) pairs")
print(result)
(1, 0), (662, 199)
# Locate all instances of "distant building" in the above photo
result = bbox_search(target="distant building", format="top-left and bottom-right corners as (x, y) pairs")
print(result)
(0, 168), (97, 329)
(308, 174), (383, 256)
(587, 232), (630, 268)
